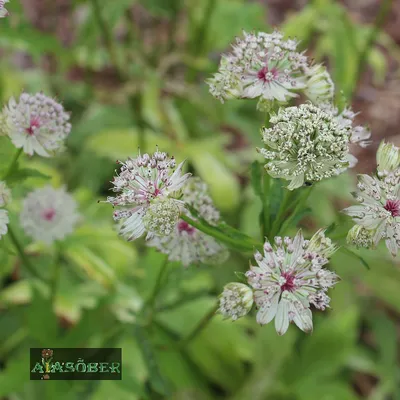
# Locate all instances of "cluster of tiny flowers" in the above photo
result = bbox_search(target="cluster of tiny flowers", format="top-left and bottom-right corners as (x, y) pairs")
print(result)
(245, 230), (339, 335)
(318, 102), (371, 167)
(343, 143), (400, 256)
(206, 30), (309, 105)
(303, 64), (335, 104)
(0, 181), (10, 240)
(1, 93), (71, 157)
(218, 282), (253, 321)
(0, 0), (9, 18)
(146, 178), (228, 267)
(258, 103), (351, 190)
(106, 150), (191, 241)
(20, 185), (80, 245)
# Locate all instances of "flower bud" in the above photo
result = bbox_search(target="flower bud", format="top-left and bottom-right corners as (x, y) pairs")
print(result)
(346, 225), (374, 249)
(376, 141), (400, 174)
(304, 64), (335, 104)
(0, 181), (11, 207)
(218, 283), (253, 321)
(306, 229), (337, 257)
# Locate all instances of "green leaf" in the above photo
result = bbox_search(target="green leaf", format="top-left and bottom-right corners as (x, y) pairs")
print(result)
(6, 168), (51, 184)
(250, 161), (263, 197)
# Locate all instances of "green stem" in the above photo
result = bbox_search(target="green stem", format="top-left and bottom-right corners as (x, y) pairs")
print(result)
(145, 256), (169, 325)
(90, 0), (123, 78)
(2, 148), (23, 180)
(262, 173), (271, 239)
(269, 189), (293, 239)
(279, 186), (314, 237)
(351, 0), (393, 98)
(179, 304), (218, 347)
(50, 245), (62, 305)
(7, 225), (45, 281)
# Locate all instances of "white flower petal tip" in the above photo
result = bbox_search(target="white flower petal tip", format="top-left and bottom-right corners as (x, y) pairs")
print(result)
(246, 229), (338, 335)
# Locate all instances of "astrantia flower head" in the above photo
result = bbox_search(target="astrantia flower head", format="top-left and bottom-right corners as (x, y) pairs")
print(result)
(0, 209), (9, 239)
(304, 64), (335, 104)
(146, 177), (228, 267)
(0, 0), (9, 18)
(207, 30), (309, 105)
(107, 149), (191, 241)
(2, 93), (71, 157)
(0, 181), (11, 207)
(258, 103), (351, 190)
(20, 185), (80, 245)
(218, 282), (254, 321)
(347, 225), (374, 249)
(376, 141), (400, 175)
(246, 230), (339, 335)
(343, 173), (400, 256)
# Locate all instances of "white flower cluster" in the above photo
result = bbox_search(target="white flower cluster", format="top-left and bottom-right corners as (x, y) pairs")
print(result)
(0, 0), (9, 18)
(218, 282), (253, 321)
(20, 185), (80, 245)
(147, 177), (228, 267)
(1, 93), (71, 157)
(0, 181), (10, 240)
(343, 143), (400, 256)
(258, 103), (351, 190)
(245, 230), (339, 335)
(107, 150), (190, 241)
(206, 30), (309, 104)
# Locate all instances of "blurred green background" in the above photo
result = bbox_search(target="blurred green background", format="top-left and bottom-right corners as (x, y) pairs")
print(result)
(0, 0), (400, 398)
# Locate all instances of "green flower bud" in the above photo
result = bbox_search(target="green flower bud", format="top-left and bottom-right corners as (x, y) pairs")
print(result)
(347, 225), (374, 249)
(143, 199), (180, 236)
(218, 282), (253, 321)
(376, 141), (400, 174)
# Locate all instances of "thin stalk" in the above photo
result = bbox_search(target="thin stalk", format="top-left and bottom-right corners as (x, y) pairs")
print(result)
(50, 245), (62, 305)
(2, 148), (23, 180)
(269, 189), (293, 239)
(7, 225), (45, 281)
(262, 173), (271, 239)
(145, 256), (169, 325)
(179, 304), (218, 348)
(90, 0), (123, 77)
(351, 0), (393, 98)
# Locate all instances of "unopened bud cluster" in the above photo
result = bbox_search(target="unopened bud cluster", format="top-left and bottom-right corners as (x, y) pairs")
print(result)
(218, 282), (254, 321)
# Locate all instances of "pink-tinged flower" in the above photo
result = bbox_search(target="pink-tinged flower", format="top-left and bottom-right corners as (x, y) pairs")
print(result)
(107, 150), (191, 241)
(146, 177), (228, 266)
(206, 30), (309, 105)
(0, 0), (9, 18)
(0, 209), (9, 239)
(343, 173), (400, 256)
(246, 230), (339, 335)
(20, 186), (79, 244)
(2, 93), (71, 157)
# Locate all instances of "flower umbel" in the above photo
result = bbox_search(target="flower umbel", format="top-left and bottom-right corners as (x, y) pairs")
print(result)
(246, 230), (339, 335)
(207, 30), (309, 105)
(0, 181), (11, 207)
(0, 209), (9, 239)
(146, 177), (228, 266)
(343, 173), (400, 256)
(347, 225), (374, 249)
(20, 185), (80, 245)
(258, 103), (351, 190)
(218, 282), (254, 321)
(2, 93), (71, 157)
(107, 150), (191, 241)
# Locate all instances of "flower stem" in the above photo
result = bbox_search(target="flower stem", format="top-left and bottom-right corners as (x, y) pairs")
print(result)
(269, 188), (293, 240)
(50, 245), (62, 305)
(351, 0), (393, 98)
(7, 225), (45, 281)
(2, 148), (23, 180)
(179, 304), (218, 348)
(145, 256), (169, 325)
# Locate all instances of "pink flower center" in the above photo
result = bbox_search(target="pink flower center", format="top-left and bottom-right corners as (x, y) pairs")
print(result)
(257, 66), (278, 83)
(384, 199), (400, 217)
(280, 272), (296, 292)
(177, 220), (196, 235)
(26, 116), (41, 136)
(42, 208), (56, 221)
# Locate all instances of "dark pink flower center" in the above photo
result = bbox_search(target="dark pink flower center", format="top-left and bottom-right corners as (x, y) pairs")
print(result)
(384, 199), (400, 217)
(26, 116), (41, 136)
(177, 220), (196, 235)
(42, 208), (56, 221)
(280, 272), (296, 292)
(257, 66), (278, 83)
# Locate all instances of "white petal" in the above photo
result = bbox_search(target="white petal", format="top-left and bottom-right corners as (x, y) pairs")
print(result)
(275, 295), (290, 335)
(256, 292), (279, 325)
